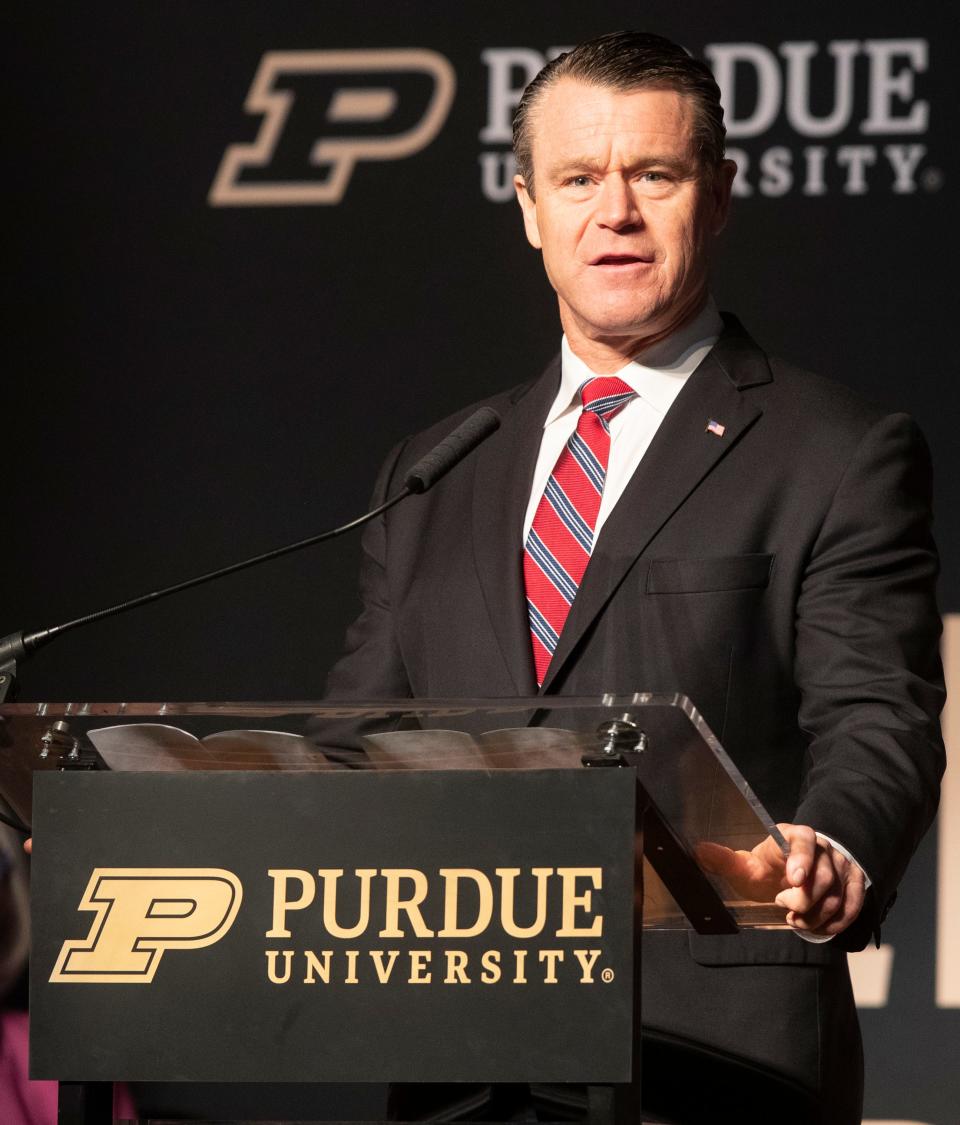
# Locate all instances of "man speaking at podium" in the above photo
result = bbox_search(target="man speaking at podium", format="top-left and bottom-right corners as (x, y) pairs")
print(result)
(325, 31), (944, 1124)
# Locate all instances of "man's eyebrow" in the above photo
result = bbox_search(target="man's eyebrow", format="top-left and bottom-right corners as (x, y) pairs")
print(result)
(547, 154), (694, 178)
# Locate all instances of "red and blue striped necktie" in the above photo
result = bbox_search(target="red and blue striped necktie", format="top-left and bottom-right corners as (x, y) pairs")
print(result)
(523, 376), (637, 686)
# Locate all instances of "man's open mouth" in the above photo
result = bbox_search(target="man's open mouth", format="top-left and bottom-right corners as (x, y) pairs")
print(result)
(591, 254), (653, 265)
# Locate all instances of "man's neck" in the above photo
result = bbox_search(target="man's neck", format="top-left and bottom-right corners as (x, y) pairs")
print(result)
(561, 295), (721, 374)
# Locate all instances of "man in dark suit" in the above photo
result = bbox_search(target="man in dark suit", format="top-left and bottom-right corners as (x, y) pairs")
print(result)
(325, 32), (944, 1124)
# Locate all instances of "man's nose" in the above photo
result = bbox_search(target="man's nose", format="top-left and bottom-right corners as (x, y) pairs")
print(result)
(594, 177), (642, 230)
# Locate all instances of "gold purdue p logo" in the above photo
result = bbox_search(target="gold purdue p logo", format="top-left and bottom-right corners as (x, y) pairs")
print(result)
(50, 869), (243, 984)
(208, 49), (456, 206)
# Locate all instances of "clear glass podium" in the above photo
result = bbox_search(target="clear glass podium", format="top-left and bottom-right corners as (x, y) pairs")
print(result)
(0, 693), (790, 933)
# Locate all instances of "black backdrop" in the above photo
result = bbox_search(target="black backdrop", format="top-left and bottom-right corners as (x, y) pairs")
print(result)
(6, 3), (958, 1121)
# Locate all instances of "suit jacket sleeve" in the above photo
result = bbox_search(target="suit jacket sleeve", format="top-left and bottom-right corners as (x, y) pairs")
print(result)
(323, 439), (413, 701)
(792, 411), (945, 920)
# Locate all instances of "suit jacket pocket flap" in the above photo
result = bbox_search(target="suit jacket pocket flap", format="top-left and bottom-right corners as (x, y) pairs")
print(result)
(646, 553), (775, 594)
(688, 929), (843, 966)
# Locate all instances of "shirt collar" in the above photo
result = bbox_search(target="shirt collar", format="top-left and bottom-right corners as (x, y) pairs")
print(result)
(548, 298), (724, 426)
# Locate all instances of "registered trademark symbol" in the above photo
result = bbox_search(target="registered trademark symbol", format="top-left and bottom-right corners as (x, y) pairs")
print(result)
(601, 968), (615, 983)
(921, 167), (944, 192)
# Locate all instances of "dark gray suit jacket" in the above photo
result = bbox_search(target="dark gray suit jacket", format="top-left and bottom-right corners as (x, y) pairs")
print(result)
(324, 315), (945, 1117)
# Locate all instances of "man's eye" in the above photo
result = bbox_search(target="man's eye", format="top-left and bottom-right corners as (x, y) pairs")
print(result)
(568, 175), (593, 187)
(642, 172), (666, 182)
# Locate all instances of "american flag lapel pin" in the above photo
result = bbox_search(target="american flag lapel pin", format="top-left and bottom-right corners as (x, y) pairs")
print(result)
(706, 419), (726, 437)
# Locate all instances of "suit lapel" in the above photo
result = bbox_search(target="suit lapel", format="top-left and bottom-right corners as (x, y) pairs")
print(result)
(472, 358), (561, 693)
(540, 320), (771, 693)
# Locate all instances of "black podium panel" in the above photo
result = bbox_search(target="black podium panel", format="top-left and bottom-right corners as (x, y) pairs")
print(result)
(30, 768), (635, 1084)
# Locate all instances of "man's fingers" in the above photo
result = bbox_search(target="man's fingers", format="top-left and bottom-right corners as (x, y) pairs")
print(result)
(694, 841), (737, 875)
(780, 823), (818, 887)
(786, 887), (845, 931)
(696, 842), (769, 882)
(817, 862), (867, 934)
(776, 841), (839, 913)
(695, 839), (785, 901)
(787, 856), (867, 935)
(23, 837), (32, 855)
(819, 884), (867, 935)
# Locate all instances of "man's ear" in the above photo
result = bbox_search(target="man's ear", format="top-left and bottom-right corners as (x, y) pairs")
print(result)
(514, 175), (543, 250)
(710, 159), (737, 235)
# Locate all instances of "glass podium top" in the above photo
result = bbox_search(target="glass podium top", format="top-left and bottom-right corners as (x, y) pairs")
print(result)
(0, 693), (791, 930)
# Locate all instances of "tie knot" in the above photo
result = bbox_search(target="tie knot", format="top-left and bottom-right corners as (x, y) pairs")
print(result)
(579, 376), (636, 421)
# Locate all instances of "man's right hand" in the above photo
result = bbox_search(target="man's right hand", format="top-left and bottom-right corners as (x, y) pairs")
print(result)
(23, 838), (31, 855)
(696, 823), (866, 937)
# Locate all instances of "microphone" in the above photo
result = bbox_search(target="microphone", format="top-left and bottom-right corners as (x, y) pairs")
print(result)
(0, 408), (501, 693)
(404, 406), (500, 493)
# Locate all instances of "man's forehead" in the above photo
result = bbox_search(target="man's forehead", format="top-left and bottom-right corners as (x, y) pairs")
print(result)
(531, 79), (695, 157)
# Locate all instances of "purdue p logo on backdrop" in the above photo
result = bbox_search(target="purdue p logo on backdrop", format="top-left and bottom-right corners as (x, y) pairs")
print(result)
(50, 869), (242, 984)
(209, 50), (456, 206)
